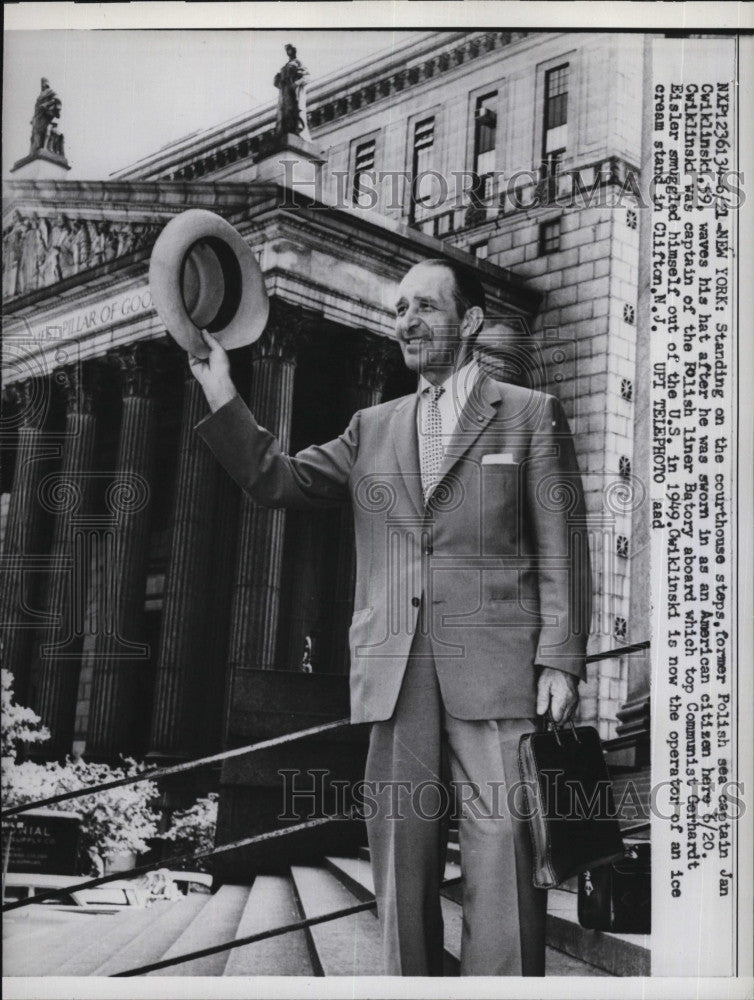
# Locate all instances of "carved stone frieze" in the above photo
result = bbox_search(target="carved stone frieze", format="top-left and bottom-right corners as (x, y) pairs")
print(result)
(2, 210), (161, 299)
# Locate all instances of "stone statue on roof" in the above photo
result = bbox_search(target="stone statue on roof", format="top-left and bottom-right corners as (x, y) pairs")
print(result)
(30, 78), (63, 155)
(273, 44), (311, 140)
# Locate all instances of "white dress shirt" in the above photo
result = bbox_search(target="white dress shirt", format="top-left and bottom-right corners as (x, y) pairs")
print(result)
(416, 358), (482, 449)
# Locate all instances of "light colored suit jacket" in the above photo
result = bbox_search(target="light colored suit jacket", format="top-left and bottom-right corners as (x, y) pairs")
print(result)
(196, 373), (592, 724)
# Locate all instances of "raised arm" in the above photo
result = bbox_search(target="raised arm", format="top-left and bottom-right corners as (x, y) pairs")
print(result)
(190, 331), (359, 509)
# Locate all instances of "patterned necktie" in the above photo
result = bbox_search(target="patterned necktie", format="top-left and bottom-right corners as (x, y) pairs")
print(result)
(420, 384), (445, 503)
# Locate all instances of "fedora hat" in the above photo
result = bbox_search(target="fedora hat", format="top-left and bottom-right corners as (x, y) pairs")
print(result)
(149, 209), (269, 358)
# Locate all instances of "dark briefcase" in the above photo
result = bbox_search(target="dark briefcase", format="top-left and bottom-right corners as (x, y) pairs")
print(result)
(577, 837), (651, 933)
(518, 718), (625, 889)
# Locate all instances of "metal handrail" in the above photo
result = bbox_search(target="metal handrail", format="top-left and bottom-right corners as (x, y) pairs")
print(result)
(585, 640), (649, 663)
(3, 644), (649, 823)
(3, 639), (653, 974)
(3, 642), (650, 912)
(2, 717), (350, 818)
(3, 642), (649, 822)
(114, 897), (380, 976)
(2, 815), (346, 912)
(111, 873), (464, 977)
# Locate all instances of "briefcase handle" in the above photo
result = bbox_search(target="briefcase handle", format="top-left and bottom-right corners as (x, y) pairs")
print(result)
(545, 708), (580, 747)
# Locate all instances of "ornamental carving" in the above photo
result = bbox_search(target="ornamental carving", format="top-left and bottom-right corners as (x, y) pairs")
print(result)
(108, 342), (164, 399)
(53, 361), (105, 415)
(2, 211), (161, 299)
(349, 332), (400, 395)
(252, 299), (308, 363)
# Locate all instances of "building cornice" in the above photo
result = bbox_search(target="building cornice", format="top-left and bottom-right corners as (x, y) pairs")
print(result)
(3, 177), (539, 318)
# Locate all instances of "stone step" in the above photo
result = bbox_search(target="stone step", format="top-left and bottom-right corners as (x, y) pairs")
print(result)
(2, 906), (77, 941)
(326, 854), (616, 976)
(290, 863), (384, 975)
(324, 853), (462, 974)
(50, 901), (184, 976)
(4, 900), (184, 977)
(222, 875), (315, 976)
(89, 897), (209, 976)
(3, 862), (648, 977)
(148, 885), (250, 976)
(547, 888), (650, 977)
(322, 854), (375, 902)
(3, 912), (109, 976)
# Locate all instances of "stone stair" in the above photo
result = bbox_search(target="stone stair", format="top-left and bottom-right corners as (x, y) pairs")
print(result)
(3, 850), (648, 977)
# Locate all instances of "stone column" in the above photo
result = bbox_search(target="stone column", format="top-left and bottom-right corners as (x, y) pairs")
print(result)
(86, 344), (161, 758)
(329, 333), (397, 673)
(0, 378), (55, 704)
(32, 363), (102, 758)
(201, 463), (240, 753)
(226, 300), (300, 677)
(148, 375), (222, 760)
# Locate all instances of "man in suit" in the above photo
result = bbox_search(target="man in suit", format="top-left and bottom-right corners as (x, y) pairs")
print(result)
(190, 258), (592, 976)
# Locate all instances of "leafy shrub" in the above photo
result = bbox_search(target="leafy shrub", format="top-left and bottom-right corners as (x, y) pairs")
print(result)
(1, 669), (49, 760)
(2, 756), (161, 875)
(160, 793), (219, 872)
(1, 671), (217, 876)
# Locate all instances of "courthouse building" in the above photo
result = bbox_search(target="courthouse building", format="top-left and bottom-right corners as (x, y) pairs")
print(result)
(1, 29), (650, 797)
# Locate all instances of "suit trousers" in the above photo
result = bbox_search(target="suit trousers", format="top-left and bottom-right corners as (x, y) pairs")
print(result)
(364, 624), (548, 976)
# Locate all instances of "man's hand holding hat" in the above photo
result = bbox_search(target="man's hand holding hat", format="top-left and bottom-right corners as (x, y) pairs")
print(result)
(188, 331), (237, 412)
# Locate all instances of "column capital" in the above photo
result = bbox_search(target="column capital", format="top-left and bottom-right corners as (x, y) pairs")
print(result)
(252, 298), (307, 364)
(53, 361), (105, 415)
(107, 341), (164, 398)
(3, 376), (50, 429)
(349, 332), (401, 396)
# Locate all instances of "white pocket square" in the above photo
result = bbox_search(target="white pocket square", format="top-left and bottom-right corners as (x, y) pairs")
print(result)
(482, 452), (516, 465)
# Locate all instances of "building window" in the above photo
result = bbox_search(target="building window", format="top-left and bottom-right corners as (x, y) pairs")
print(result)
(616, 535), (629, 559)
(618, 456), (632, 479)
(544, 65), (568, 147)
(473, 92), (497, 198)
(435, 212), (454, 236)
(620, 378), (633, 401)
(352, 138), (376, 208)
(623, 303), (635, 324)
(626, 207), (638, 230)
(410, 116), (436, 222)
(472, 242), (488, 259)
(543, 64), (568, 174)
(539, 218), (561, 255)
